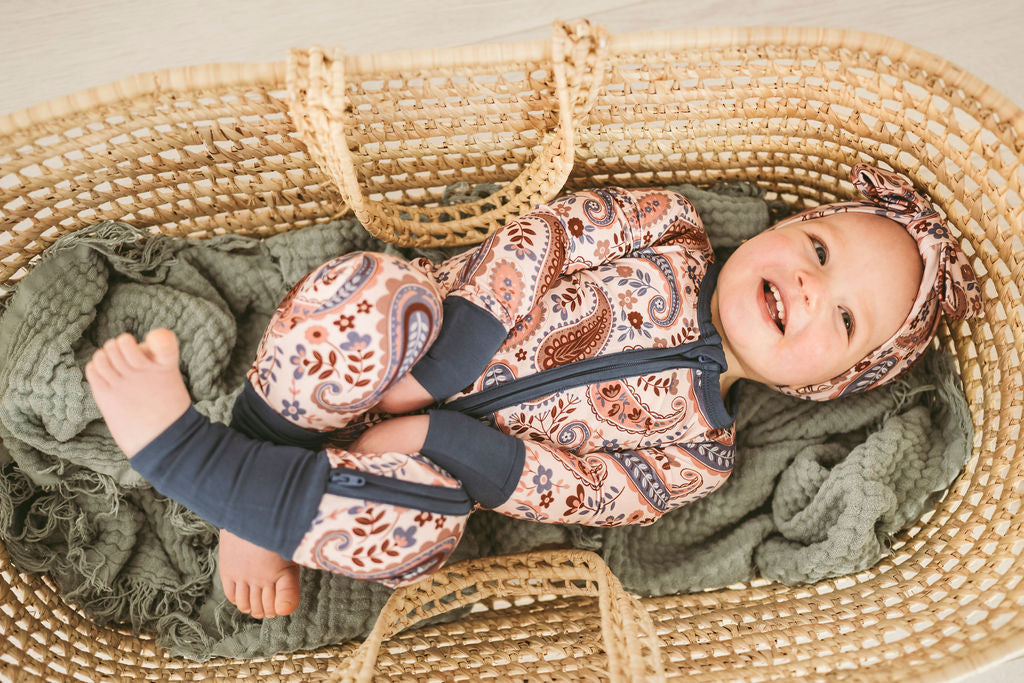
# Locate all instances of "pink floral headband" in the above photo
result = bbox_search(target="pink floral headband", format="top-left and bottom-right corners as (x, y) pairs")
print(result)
(769, 164), (982, 401)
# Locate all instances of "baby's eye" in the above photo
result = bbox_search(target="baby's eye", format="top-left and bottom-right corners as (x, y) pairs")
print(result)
(841, 309), (855, 338)
(812, 237), (828, 265)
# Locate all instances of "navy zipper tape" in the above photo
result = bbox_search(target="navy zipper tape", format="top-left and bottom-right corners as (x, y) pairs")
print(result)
(326, 466), (473, 516)
(695, 258), (723, 338)
(693, 259), (734, 429)
(444, 260), (732, 427)
(445, 345), (723, 418)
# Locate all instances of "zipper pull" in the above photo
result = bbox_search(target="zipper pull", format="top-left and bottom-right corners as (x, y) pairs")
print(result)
(331, 472), (366, 487)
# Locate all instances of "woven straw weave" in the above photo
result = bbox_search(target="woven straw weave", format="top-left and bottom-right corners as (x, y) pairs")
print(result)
(1, 20), (1022, 682)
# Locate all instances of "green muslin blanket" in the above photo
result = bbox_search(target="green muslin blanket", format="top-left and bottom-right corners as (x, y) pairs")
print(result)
(0, 183), (972, 660)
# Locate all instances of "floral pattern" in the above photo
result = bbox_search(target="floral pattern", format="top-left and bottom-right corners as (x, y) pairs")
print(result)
(290, 450), (470, 586)
(428, 187), (734, 527)
(247, 252), (443, 429)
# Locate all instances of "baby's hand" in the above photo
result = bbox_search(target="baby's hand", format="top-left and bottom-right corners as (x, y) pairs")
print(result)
(375, 374), (434, 415)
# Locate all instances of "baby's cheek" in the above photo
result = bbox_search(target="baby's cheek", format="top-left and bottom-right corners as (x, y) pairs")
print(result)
(776, 340), (843, 386)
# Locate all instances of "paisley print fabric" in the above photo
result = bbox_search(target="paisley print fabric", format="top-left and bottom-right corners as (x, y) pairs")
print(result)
(247, 252), (443, 431)
(244, 252), (469, 587)
(242, 187), (737, 585)
(291, 450), (469, 587)
(426, 186), (735, 526)
(535, 285), (614, 369)
(767, 164), (982, 401)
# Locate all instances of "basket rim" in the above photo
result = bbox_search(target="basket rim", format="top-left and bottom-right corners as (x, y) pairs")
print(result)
(2, 25), (1021, 138)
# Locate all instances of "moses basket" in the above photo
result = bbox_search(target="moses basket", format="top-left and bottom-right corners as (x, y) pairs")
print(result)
(1, 20), (1022, 682)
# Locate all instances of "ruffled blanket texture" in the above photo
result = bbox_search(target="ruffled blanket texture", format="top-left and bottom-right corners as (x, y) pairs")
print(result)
(0, 183), (972, 660)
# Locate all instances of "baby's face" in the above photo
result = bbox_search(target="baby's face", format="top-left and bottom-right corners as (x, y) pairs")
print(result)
(715, 210), (923, 389)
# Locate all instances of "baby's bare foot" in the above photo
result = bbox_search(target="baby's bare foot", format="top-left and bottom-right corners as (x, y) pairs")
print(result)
(219, 529), (301, 619)
(84, 329), (191, 458)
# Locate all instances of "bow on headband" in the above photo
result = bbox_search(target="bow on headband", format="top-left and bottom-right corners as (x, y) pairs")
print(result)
(770, 164), (982, 401)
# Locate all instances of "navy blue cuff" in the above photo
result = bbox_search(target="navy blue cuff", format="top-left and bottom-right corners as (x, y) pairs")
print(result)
(420, 409), (525, 508)
(230, 380), (328, 449)
(131, 406), (329, 560)
(409, 297), (507, 401)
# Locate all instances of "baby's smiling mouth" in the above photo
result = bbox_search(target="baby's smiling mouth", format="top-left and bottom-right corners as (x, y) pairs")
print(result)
(762, 280), (787, 333)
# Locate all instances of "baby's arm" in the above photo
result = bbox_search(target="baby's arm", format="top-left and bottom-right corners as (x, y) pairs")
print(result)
(409, 188), (705, 403)
(355, 410), (733, 526)
(374, 373), (433, 414)
(441, 187), (705, 331)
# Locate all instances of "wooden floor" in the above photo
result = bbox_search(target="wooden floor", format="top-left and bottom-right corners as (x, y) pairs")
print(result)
(4, 1), (1024, 680)
(3, 0), (1023, 115)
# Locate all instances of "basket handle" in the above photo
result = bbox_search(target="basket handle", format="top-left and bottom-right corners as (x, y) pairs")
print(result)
(328, 550), (666, 683)
(287, 20), (608, 246)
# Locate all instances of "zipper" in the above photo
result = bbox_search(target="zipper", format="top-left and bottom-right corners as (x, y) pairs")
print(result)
(326, 466), (472, 516)
(444, 257), (732, 425)
(331, 473), (365, 486)
(444, 338), (726, 419)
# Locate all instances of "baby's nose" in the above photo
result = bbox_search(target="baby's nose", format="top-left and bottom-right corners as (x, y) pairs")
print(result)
(794, 269), (822, 310)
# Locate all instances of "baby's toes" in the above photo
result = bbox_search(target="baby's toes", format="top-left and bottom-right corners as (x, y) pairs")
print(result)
(232, 581), (252, 615)
(260, 584), (278, 619)
(115, 332), (151, 369)
(274, 573), (300, 617)
(86, 348), (118, 384)
(102, 337), (131, 371)
(221, 573), (236, 605)
(249, 584), (266, 619)
(83, 358), (109, 388)
(142, 328), (180, 368)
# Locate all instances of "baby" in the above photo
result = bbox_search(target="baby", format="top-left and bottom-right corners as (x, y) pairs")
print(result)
(84, 164), (980, 620)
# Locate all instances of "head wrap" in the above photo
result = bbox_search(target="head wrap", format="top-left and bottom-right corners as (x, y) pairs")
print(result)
(769, 164), (982, 401)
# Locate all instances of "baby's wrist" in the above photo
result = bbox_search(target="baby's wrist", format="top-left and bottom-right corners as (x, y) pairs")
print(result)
(376, 375), (434, 414)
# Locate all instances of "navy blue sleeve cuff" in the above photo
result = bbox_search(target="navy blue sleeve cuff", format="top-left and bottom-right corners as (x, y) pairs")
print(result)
(230, 380), (328, 449)
(420, 409), (525, 509)
(131, 406), (329, 560)
(409, 296), (507, 401)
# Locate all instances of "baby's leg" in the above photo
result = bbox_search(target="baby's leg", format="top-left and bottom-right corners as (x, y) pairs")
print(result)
(87, 253), (461, 614)
(217, 431), (471, 594)
(241, 251), (443, 438)
(87, 335), (472, 589)
(218, 251), (445, 614)
(292, 440), (472, 586)
(86, 333), (303, 618)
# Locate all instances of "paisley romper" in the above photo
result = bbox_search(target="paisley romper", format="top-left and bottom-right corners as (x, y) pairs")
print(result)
(131, 186), (737, 588)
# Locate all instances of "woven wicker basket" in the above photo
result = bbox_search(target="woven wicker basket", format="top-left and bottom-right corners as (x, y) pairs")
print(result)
(1, 20), (1022, 682)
